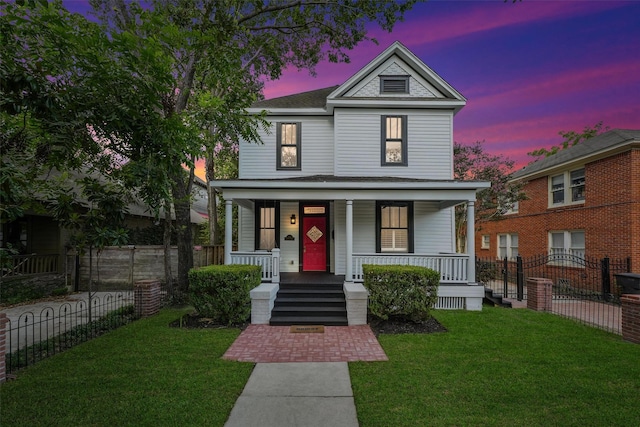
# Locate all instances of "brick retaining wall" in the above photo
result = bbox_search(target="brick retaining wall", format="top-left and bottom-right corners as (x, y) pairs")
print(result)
(527, 277), (553, 312)
(134, 279), (161, 318)
(621, 294), (640, 344)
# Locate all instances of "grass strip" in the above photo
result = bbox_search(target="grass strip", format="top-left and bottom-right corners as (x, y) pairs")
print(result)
(1, 309), (254, 427)
(350, 307), (640, 427)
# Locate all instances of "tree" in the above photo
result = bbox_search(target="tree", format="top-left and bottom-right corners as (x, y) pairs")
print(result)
(2, 0), (187, 295)
(454, 141), (525, 253)
(85, 0), (419, 292)
(527, 122), (609, 160)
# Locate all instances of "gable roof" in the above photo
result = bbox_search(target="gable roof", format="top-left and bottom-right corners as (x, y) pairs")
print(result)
(250, 41), (465, 114)
(513, 129), (640, 180)
(328, 41), (465, 103)
(252, 86), (339, 109)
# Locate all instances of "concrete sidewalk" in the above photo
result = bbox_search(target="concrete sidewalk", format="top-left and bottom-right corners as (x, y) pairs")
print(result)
(224, 362), (359, 427)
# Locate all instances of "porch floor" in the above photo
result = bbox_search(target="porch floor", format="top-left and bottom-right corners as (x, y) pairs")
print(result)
(222, 324), (388, 363)
(280, 272), (346, 285)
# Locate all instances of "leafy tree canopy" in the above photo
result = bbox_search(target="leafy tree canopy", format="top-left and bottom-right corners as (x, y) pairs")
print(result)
(454, 141), (525, 252)
(2, 0), (419, 291)
(527, 121), (609, 160)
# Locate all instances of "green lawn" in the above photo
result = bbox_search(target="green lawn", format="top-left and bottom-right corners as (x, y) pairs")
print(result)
(0, 309), (254, 427)
(350, 307), (640, 427)
(2, 307), (640, 427)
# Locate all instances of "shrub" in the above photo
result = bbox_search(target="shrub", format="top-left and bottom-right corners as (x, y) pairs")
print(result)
(363, 264), (439, 322)
(188, 264), (261, 325)
(476, 260), (498, 285)
(0, 274), (67, 305)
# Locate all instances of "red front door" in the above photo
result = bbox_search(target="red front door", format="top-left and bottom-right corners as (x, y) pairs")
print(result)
(302, 216), (327, 271)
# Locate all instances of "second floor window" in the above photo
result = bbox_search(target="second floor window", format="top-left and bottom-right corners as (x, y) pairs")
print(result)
(277, 122), (301, 170)
(381, 115), (407, 166)
(550, 168), (585, 206)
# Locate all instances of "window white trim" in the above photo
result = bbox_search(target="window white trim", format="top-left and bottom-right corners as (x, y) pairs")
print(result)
(497, 233), (518, 259)
(549, 230), (585, 260)
(548, 167), (585, 207)
(481, 235), (490, 249)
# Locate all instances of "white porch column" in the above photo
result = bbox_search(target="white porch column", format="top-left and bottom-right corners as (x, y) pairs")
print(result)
(345, 199), (353, 282)
(466, 200), (476, 283)
(224, 199), (233, 265)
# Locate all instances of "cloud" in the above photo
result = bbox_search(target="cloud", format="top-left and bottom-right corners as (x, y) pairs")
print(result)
(465, 59), (640, 114)
(369, 1), (625, 50)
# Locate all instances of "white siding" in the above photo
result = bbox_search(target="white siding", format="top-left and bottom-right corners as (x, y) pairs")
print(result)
(353, 201), (376, 253)
(238, 206), (254, 251)
(350, 62), (437, 98)
(334, 200), (455, 274)
(279, 202), (299, 272)
(334, 109), (453, 179)
(334, 200), (376, 275)
(239, 116), (334, 179)
(414, 202), (455, 253)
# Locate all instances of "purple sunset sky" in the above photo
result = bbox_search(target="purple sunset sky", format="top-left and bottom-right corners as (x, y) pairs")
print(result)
(63, 0), (639, 176)
(262, 0), (640, 169)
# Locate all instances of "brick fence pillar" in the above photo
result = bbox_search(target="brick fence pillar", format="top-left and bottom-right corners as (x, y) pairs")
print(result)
(134, 279), (161, 318)
(621, 294), (640, 344)
(527, 277), (553, 312)
(0, 312), (8, 383)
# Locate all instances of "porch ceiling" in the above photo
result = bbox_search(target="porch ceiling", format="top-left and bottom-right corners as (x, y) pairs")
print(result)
(213, 176), (489, 206)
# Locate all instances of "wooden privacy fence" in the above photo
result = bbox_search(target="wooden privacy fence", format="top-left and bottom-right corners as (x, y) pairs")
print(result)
(69, 245), (227, 289)
(1, 254), (59, 279)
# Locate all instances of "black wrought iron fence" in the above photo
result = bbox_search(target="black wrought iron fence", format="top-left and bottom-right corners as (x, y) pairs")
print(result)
(478, 254), (631, 334)
(5, 291), (136, 376)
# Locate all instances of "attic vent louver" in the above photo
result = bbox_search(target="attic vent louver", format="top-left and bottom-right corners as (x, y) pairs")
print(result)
(380, 76), (409, 94)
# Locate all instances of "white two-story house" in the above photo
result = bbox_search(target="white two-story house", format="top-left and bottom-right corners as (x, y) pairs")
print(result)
(213, 42), (490, 325)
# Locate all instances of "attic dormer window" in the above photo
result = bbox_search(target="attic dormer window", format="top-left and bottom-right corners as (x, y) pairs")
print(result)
(380, 76), (409, 94)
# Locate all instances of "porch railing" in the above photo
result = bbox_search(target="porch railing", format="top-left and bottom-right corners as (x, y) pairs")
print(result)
(1, 254), (59, 279)
(353, 253), (469, 283)
(230, 249), (280, 283)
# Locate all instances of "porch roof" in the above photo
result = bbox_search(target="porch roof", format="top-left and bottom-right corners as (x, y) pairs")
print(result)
(212, 175), (490, 208)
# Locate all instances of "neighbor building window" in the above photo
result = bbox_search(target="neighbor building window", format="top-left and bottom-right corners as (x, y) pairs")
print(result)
(497, 233), (518, 259)
(255, 201), (279, 250)
(381, 115), (407, 166)
(481, 235), (490, 249)
(549, 230), (585, 259)
(570, 169), (585, 202)
(376, 201), (413, 253)
(549, 168), (585, 206)
(277, 122), (301, 170)
(380, 75), (409, 94)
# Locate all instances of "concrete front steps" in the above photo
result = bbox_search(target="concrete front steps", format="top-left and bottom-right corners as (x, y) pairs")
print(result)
(483, 287), (513, 308)
(269, 283), (348, 326)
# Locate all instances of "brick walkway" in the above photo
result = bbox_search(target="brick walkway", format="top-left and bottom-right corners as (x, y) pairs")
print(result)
(222, 324), (388, 363)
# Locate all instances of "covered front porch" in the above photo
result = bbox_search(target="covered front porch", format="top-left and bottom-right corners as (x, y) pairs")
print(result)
(213, 176), (489, 324)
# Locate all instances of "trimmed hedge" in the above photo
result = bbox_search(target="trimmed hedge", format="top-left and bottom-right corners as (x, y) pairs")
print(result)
(188, 264), (261, 325)
(363, 264), (439, 322)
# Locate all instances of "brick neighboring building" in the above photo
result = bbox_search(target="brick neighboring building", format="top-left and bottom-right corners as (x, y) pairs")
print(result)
(475, 129), (640, 272)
